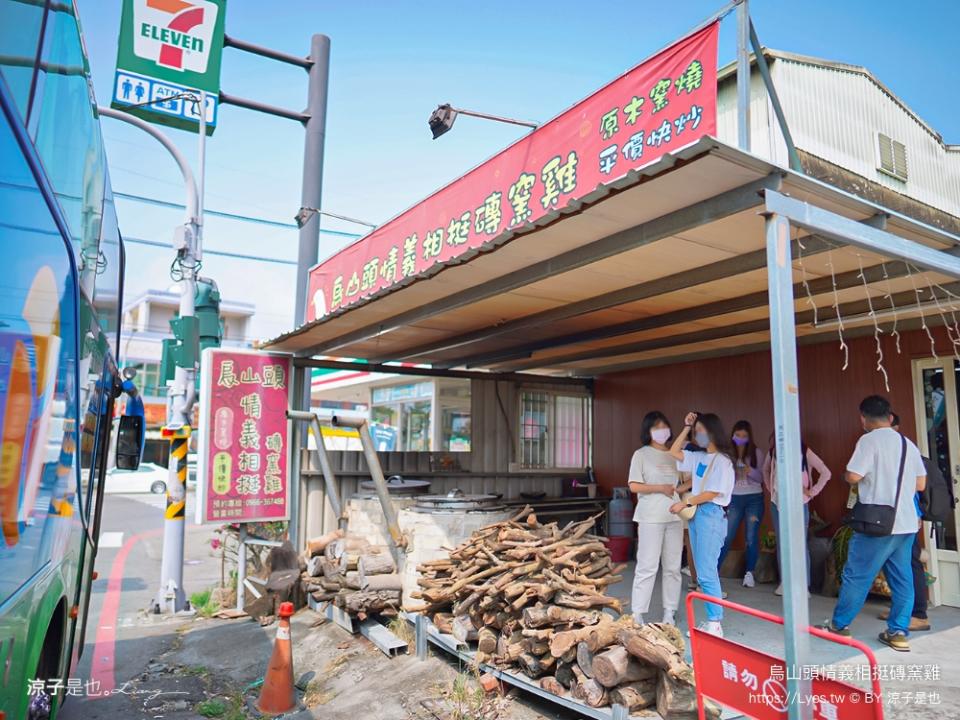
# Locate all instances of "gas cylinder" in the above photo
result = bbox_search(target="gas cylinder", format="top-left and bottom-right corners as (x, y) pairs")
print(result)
(608, 487), (635, 538)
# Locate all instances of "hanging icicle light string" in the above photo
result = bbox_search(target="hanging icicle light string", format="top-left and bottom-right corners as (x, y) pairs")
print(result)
(825, 247), (850, 371)
(880, 261), (902, 355)
(856, 253), (890, 391)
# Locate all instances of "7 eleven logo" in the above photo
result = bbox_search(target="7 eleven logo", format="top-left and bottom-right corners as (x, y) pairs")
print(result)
(132, 0), (219, 73)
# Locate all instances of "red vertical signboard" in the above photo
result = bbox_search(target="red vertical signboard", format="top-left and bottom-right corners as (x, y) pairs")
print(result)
(198, 349), (291, 524)
(305, 22), (719, 322)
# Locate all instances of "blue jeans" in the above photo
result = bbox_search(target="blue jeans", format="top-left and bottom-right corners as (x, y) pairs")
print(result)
(833, 532), (915, 635)
(689, 503), (728, 621)
(718, 492), (764, 573)
(771, 502), (810, 587)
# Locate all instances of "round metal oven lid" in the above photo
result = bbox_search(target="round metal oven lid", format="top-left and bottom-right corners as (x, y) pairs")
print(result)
(360, 475), (432, 495)
(414, 488), (504, 512)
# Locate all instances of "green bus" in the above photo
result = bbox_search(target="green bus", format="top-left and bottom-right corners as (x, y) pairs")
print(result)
(0, 1), (142, 717)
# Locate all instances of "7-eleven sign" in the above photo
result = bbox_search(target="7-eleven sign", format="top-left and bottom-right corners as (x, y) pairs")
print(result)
(113, 0), (226, 132)
(133, 0), (220, 74)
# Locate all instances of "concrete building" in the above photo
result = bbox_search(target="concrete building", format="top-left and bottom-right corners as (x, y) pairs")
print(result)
(120, 287), (255, 428)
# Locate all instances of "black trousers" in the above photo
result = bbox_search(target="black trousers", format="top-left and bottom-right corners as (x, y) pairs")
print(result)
(912, 530), (928, 619)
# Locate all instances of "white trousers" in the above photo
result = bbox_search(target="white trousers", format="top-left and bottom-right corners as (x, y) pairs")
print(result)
(631, 521), (684, 616)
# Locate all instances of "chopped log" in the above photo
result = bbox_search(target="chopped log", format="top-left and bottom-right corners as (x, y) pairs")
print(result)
(452, 614), (479, 643)
(343, 571), (361, 590)
(554, 661), (576, 689)
(540, 676), (566, 696)
(518, 652), (553, 679)
(550, 614), (621, 657)
(522, 605), (601, 628)
(330, 537), (371, 558)
(306, 529), (344, 557)
(649, 621), (685, 653)
(306, 555), (325, 577)
(359, 573), (403, 591)
(320, 559), (342, 582)
(433, 612), (454, 635)
(340, 589), (400, 614)
(618, 626), (692, 681)
(523, 638), (549, 656)
(609, 678), (657, 711)
(576, 641), (594, 678)
(570, 664), (608, 707)
(657, 671), (698, 719)
(321, 579), (342, 592)
(477, 627), (498, 655)
(358, 552), (396, 578)
(591, 645), (657, 688)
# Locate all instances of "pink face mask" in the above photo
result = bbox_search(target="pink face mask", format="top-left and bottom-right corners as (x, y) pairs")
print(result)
(651, 428), (671, 445)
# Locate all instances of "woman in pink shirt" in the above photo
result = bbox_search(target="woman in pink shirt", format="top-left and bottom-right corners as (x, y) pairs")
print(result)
(763, 435), (832, 595)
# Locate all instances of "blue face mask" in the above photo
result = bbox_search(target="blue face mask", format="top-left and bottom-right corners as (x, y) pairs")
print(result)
(695, 432), (710, 448)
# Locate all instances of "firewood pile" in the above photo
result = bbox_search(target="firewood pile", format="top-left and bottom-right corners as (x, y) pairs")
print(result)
(412, 507), (720, 719)
(300, 529), (403, 618)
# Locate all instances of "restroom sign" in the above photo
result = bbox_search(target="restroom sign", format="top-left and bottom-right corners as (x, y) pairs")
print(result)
(112, 0), (226, 133)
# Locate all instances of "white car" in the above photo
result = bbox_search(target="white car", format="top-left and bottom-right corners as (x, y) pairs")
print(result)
(105, 462), (169, 494)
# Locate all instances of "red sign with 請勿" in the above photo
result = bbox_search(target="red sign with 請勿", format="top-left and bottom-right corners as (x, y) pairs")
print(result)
(692, 630), (882, 720)
(198, 349), (291, 524)
(305, 22), (719, 322)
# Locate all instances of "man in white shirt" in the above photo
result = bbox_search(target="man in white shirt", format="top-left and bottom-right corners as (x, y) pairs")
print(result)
(821, 395), (926, 652)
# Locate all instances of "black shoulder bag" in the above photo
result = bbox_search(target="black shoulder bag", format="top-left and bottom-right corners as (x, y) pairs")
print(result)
(845, 434), (907, 537)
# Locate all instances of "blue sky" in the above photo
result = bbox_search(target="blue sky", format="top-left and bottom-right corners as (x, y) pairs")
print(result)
(75, 0), (960, 341)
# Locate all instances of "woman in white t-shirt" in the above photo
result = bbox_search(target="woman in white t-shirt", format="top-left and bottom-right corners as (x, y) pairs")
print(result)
(627, 411), (683, 625)
(668, 412), (736, 638)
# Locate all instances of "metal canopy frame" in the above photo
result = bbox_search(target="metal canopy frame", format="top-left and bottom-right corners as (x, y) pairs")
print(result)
(763, 189), (960, 720)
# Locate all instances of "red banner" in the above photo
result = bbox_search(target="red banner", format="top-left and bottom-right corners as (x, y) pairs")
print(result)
(306, 23), (719, 322)
(197, 349), (291, 524)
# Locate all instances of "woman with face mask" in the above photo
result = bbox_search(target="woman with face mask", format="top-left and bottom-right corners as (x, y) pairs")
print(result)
(717, 420), (765, 588)
(668, 412), (736, 638)
(627, 411), (683, 625)
(763, 432), (831, 596)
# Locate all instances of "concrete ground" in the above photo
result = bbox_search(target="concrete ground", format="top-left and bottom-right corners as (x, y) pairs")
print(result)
(63, 492), (960, 718)
(607, 560), (960, 719)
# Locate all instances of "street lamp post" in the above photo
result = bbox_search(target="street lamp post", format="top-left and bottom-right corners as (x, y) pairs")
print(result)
(428, 104), (538, 139)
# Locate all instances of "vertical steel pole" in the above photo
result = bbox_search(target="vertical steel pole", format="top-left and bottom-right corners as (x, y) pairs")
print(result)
(236, 524), (247, 612)
(766, 213), (812, 720)
(197, 90), (207, 260)
(295, 34), (330, 328)
(736, 0), (751, 152)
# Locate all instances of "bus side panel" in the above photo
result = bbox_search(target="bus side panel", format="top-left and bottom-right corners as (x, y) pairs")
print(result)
(0, 80), (83, 718)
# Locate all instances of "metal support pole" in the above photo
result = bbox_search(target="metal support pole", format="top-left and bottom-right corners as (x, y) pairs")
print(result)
(295, 34), (330, 327)
(415, 613), (428, 661)
(236, 524), (247, 612)
(332, 415), (406, 548)
(748, 20), (801, 172)
(736, 0), (751, 152)
(765, 212), (812, 720)
(287, 410), (347, 534)
(289, 365), (307, 550)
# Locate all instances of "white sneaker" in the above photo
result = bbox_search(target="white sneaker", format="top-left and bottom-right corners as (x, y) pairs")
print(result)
(743, 571), (755, 588)
(774, 584), (783, 596)
(662, 610), (676, 625)
(687, 621), (723, 638)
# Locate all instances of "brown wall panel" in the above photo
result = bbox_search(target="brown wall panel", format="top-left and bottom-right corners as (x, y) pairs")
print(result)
(594, 326), (954, 534)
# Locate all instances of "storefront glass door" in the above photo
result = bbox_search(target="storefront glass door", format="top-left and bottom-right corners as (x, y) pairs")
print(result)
(912, 357), (960, 607)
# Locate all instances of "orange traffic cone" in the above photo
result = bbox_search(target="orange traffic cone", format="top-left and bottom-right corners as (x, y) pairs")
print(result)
(256, 601), (298, 715)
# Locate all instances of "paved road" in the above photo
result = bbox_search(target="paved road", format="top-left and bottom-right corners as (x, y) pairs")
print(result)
(61, 491), (221, 719)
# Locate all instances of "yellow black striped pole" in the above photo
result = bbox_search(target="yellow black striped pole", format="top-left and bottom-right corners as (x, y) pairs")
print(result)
(165, 430), (189, 520)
